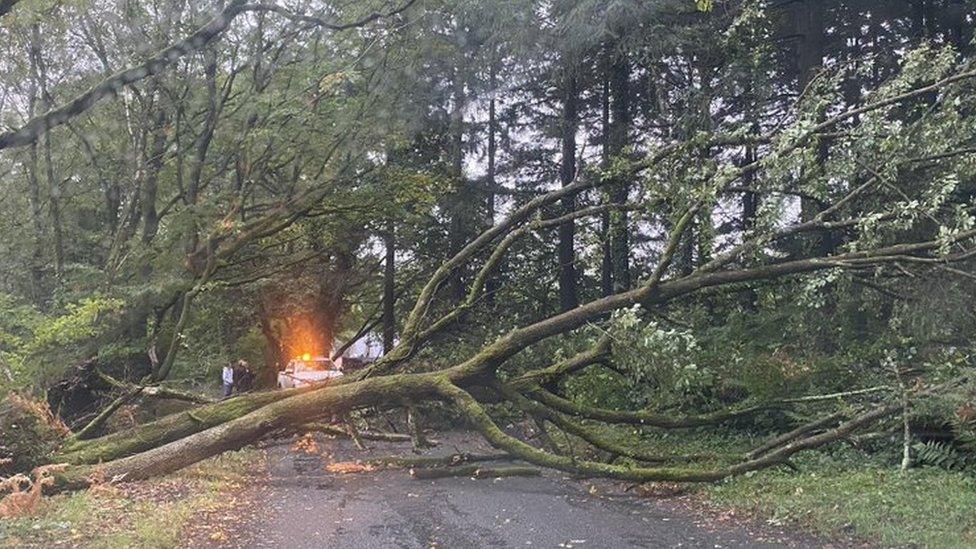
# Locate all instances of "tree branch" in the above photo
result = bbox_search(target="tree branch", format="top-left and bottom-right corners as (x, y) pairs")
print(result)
(0, 0), (420, 151)
(0, 0), (21, 19)
(240, 0), (418, 31)
(528, 387), (779, 429)
(507, 335), (612, 389)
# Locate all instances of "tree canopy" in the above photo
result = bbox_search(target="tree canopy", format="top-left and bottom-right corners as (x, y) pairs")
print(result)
(2, 0), (976, 489)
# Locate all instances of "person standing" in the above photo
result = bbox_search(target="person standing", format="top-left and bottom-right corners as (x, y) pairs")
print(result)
(236, 360), (254, 393)
(222, 363), (235, 398)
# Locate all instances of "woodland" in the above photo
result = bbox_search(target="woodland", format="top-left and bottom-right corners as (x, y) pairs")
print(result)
(1, 0), (976, 500)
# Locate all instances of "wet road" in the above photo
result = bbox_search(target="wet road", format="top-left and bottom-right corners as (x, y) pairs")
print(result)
(246, 433), (815, 549)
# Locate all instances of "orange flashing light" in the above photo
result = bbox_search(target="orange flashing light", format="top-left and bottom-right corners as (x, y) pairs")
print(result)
(301, 353), (312, 361)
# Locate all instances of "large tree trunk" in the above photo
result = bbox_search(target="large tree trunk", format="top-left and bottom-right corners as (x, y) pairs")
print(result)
(607, 47), (631, 292)
(140, 107), (167, 246)
(24, 25), (47, 305)
(31, 23), (66, 283)
(56, 389), (299, 464)
(485, 57), (499, 305)
(558, 63), (579, 311)
(383, 219), (396, 354)
(49, 365), (916, 491)
(739, 136), (759, 312)
(447, 45), (467, 304)
(57, 374), (442, 485)
(794, 1), (833, 256)
(257, 300), (287, 386)
(599, 64), (614, 297)
(25, 132), (46, 305)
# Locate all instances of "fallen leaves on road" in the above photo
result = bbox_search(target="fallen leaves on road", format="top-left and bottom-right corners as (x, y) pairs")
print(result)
(291, 433), (320, 455)
(325, 461), (376, 474)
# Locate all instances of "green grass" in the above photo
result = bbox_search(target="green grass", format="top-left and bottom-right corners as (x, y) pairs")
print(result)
(91, 502), (192, 549)
(0, 449), (262, 548)
(589, 424), (976, 547)
(708, 454), (976, 548)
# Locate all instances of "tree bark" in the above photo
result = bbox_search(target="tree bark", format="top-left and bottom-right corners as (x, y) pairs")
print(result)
(370, 452), (505, 469)
(383, 220), (396, 354)
(141, 107), (167, 246)
(24, 115), (46, 304)
(56, 389), (301, 464)
(447, 51), (467, 304)
(794, 0), (833, 256)
(56, 374), (442, 486)
(410, 465), (540, 480)
(257, 299), (287, 380)
(739, 130), (759, 311)
(485, 56), (499, 305)
(300, 423), (416, 443)
(600, 58), (614, 297)
(607, 48), (631, 292)
(25, 24), (58, 301)
(558, 63), (579, 311)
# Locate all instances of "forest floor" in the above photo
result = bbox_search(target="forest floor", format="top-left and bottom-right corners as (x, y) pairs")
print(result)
(0, 448), (266, 547)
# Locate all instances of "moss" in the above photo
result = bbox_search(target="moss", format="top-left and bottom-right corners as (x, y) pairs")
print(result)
(439, 378), (732, 482)
(56, 390), (292, 464)
(501, 383), (738, 464)
(530, 387), (775, 428)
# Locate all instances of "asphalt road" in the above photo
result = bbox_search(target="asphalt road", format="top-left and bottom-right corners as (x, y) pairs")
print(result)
(245, 433), (817, 549)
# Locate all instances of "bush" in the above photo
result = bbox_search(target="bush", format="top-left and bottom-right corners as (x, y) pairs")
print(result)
(0, 393), (69, 474)
(0, 294), (125, 390)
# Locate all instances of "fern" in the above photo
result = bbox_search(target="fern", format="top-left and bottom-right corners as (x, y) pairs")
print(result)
(912, 440), (972, 471)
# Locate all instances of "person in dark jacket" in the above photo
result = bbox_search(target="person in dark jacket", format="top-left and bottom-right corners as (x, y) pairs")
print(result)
(235, 360), (254, 393)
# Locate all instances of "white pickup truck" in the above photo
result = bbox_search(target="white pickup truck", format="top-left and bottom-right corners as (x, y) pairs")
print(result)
(277, 356), (344, 388)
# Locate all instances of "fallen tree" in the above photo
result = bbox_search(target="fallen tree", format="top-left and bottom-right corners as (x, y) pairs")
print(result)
(54, 389), (301, 464)
(8, 46), (976, 492)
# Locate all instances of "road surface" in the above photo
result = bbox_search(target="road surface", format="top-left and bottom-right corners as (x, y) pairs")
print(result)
(243, 432), (820, 548)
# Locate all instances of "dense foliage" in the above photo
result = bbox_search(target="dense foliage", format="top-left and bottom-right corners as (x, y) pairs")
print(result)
(1, 0), (975, 479)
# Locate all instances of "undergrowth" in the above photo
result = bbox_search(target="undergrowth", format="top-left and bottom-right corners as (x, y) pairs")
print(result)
(572, 422), (976, 547)
(0, 449), (262, 548)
